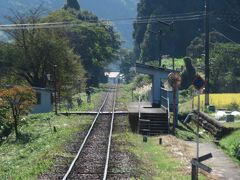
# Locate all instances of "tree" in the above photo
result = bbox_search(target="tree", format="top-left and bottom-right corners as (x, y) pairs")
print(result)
(119, 49), (135, 83)
(187, 32), (228, 59)
(65, 0), (80, 11)
(46, 9), (121, 86)
(0, 86), (36, 139)
(0, 8), (85, 89)
(133, 0), (240, 60)
(180, 57), (196, 89)
(210, 43), (240, 93)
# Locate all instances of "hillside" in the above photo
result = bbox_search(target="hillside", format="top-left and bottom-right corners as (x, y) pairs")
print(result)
(0, 0), (137, 47)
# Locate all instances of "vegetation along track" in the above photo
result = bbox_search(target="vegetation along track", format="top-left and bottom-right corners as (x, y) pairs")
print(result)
(63, 86), (117, 180)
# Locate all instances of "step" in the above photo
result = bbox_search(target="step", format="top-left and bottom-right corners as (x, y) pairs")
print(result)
(141, 115), (167, 118)
(139, 119), (151, 122)
(141, 115), (168, 118)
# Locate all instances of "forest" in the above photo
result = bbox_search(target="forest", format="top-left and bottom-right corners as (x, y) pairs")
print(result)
(131, 0), (240, 93)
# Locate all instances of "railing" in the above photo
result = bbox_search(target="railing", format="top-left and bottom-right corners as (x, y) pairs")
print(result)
(161, 88), (173, 110)
(161, 88), (179, 131)
(138, 95), (142, 119)
(167, 97), (170, 128)
(137, 95), (142, 134)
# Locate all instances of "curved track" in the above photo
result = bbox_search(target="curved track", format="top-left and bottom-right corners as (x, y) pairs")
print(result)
(63, 87), (117, 180)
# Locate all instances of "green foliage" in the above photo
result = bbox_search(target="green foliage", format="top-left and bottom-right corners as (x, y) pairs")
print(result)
(227, 102), (239, 111)
(187, 32), (228, 59)
(46, 9), (121, 86)
(180, 57), (196, 90)
(65, 0), (80, 10)
(210, 43), (240, 93)
(0, 9), (85, 89)
(119, 49), (135, 83)
(0, 113), (92, 179)
(133, 0), (240, 59)
(220, 130), (240, 163)
(133, 74), (151, 88)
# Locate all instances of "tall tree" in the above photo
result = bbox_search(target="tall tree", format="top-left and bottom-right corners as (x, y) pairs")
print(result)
(66, 0), (80, 11)
(133, 0), (240, 61)
(180, 57), (196, 90)
(210, 43), (240, 93)
(0, 8), (85, 89)
(46, 9), (121, 86)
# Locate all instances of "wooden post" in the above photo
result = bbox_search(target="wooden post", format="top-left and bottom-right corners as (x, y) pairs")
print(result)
(192, 159), (198, 180)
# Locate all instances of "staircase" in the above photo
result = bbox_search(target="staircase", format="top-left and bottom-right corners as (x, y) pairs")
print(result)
(138, 112), (169, 135)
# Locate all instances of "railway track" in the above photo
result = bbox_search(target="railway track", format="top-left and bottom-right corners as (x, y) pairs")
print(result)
(63, 87), (117, 180)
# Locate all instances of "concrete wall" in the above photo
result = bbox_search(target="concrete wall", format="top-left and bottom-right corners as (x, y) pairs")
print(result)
(32, 89), (53, 114)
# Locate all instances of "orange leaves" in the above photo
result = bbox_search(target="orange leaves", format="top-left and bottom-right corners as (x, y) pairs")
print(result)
(0, 85), (36, 114)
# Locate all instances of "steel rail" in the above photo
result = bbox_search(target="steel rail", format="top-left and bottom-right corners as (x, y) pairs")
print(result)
(103, 87), (117, 180)
(62, 91), (110, 180)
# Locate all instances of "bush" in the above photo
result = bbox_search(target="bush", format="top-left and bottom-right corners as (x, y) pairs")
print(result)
(227, 102), (239, 111)
(133, 74), (151, 88)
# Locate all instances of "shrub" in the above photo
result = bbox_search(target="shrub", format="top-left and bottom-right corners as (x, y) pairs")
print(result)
(227, 102), (239, 111)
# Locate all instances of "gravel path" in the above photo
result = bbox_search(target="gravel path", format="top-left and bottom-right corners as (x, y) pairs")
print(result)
(40, 87), (133, 180)
(67, 89), (115, 179)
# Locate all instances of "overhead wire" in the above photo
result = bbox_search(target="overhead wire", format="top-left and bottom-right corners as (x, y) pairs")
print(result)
(0, 12), (205, 30)
(216, 17), (240, 33)
(212, 28), (239, 44)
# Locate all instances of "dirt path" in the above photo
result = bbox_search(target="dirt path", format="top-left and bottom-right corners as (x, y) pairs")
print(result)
(187, 142), (240, 180)
(160, 135), (240, 180)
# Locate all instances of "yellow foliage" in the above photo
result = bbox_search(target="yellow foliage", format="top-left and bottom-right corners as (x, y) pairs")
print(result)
(194, 94), (240, 108)
(0, 85), (36, 114)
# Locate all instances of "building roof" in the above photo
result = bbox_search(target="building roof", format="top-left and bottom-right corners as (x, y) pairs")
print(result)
(105, 72), (120, 78)
(136, 63), (178, 73)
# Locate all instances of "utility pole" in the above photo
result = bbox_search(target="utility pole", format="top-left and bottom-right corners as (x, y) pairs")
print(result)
(204, 0), (210, 107)
(158, 30), (163, 67)
(53, 65), (58, 115)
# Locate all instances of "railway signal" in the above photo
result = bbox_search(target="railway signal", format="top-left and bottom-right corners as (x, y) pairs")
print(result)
(191, 75), (212, 180)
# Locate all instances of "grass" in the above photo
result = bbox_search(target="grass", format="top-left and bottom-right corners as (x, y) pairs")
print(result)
(0, 113), (92, 179)
(174, 117), (214, 142)
(162, 58), (184, 70)
(219, 119), (240, 165)
(127, 134), (191, 179)
(113, 117), (194, 179)
(115, 84), (208, 179)
(144, 58), (184, 70)
(116, 83), (134, 110)
(220, 129), (240, 165)
(59, 87), (103, 112)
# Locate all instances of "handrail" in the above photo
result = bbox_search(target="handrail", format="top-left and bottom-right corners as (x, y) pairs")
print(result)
(138, 95), (141, 119)
(167, 97), (170, 127)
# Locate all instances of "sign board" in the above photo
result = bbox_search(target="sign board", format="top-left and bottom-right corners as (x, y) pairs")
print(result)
(192, 75), (205, 90)
(198, 153), (212, 162)
(191, 159), (212, 173)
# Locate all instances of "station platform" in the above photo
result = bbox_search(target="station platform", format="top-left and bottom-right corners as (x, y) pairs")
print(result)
(127, 102), (168, 134)
(127, 102), (167, 114)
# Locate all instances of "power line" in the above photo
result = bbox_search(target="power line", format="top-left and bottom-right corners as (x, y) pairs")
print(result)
(0, 12), (205, 30)
(223, 0), (240, 15)
(212, 28), (239, 44)
(216, 17), (240, 33)
(1, 10), (240, 31)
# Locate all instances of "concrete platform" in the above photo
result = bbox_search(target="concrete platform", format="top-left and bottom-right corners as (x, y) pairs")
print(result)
(128, 102), (167, 114)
